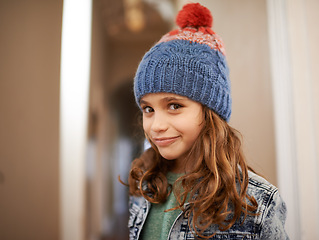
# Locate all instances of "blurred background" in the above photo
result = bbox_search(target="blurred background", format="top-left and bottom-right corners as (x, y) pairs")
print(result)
(0, 0), (318, 240)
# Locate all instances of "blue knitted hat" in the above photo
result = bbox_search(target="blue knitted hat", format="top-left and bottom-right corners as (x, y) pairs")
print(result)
(134, 3), (231, 122)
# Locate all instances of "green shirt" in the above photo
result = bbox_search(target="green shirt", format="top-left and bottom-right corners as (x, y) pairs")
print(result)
(140, 172), (183, 240)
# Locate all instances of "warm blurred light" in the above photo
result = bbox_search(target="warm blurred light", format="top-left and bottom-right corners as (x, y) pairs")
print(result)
(124, 0), (145, 32)
(60, 0), (92, 239)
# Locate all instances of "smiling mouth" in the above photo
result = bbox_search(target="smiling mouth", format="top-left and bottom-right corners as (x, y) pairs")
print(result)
(152, 136), (179, 147)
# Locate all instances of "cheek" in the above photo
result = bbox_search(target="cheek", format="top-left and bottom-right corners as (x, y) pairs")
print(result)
(181, 117), (203, 141)
(142, 117), (150, 133)
(176, 119), (201, 134)
(179, 112), (203, 130)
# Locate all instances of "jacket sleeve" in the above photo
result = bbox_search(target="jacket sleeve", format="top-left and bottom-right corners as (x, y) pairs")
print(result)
(260, 191), (290, 240)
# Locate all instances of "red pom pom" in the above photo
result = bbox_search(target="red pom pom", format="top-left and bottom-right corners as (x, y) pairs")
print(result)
(176, 3), (213, 29)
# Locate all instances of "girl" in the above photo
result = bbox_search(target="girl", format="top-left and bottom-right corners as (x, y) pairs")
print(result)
(127, 3), (289, 239)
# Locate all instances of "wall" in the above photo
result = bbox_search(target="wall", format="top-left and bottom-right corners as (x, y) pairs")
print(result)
(86, 0), (111, 238)
(0, 1), (62, 239)
(304, 0), (319, 236)
(307, 1), (319, 153)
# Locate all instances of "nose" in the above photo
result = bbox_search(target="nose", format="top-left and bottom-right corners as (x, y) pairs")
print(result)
(151, 112), (168, 133)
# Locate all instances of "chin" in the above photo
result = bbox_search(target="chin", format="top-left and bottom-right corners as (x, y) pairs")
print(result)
(161, 156), (177, 161)
(158, 152), (178, 161)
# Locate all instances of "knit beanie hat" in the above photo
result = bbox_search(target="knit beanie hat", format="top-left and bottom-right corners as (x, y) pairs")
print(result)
(134, 3), (231, 122)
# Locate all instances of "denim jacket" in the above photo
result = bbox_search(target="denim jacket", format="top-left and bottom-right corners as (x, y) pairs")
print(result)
(128, 171), (289, 240)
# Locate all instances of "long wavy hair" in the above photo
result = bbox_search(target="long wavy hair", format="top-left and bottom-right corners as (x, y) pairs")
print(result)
(128, 106), (258, 237)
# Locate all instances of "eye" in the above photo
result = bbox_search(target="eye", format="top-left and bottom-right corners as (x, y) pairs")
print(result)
(169, 103), (182, 110)
(142, 106), (154, 114)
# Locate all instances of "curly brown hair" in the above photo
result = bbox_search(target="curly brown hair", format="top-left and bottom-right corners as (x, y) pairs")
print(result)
(128, 106), (258, 238)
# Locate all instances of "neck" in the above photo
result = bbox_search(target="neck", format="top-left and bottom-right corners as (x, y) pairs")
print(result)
(168, 157), (189, 174)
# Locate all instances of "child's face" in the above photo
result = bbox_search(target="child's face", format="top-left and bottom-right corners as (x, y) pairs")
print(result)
(140, 93), (204, 170)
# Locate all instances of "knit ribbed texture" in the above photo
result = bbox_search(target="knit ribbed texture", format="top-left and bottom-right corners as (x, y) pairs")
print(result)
(134, 39), (231, 122)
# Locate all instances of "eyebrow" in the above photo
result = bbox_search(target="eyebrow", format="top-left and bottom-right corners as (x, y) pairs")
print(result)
(162, 96), (186, 102)
(140, 99), (148, 105)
